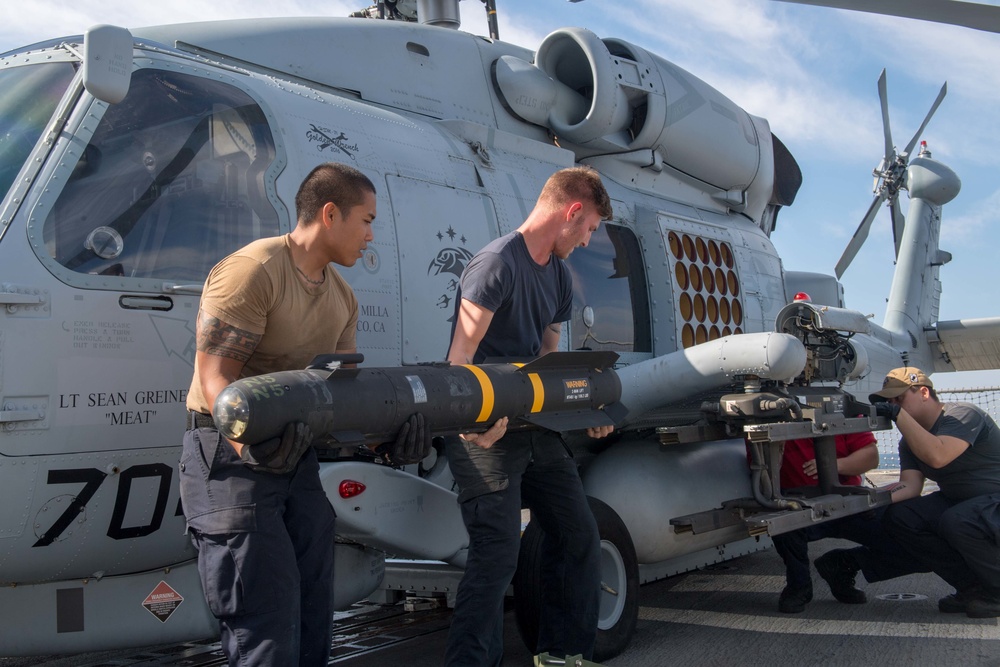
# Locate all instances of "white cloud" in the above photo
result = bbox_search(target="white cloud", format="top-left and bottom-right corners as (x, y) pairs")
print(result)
(942, 187), (1000, 243)
(492, 15), (552, 51)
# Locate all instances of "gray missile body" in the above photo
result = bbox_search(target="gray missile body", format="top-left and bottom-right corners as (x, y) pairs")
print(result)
(213, 351), (624, 446)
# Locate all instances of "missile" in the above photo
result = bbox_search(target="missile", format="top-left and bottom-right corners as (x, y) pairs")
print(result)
(213, 350), (625, 446)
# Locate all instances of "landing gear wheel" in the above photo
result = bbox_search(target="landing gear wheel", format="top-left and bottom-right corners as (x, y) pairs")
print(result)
(513, 496), (639, 662)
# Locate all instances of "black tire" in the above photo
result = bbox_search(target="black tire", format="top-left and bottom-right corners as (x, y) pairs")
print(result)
(513, 496), (639, 662)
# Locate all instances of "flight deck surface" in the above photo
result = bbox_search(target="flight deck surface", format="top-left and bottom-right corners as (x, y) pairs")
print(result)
(4, 537), (996, 667)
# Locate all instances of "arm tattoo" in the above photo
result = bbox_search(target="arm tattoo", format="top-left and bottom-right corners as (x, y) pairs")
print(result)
(197, 313), (261, 364)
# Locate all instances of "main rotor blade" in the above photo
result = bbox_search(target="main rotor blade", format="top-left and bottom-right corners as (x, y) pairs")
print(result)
(902, 81), (947, 156)
(835, 190), (888, 278)
(878, 69), (893, 161)
(773, 0), (1000, 34)
(890, 198), (906, 258)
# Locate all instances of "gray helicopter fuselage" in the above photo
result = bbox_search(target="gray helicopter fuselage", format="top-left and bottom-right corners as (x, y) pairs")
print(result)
(0, 15), (978, 656)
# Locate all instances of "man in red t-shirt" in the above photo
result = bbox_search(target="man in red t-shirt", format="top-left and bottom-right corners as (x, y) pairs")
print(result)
(772, 432), (904, 613)
(780, 432), (876, 489)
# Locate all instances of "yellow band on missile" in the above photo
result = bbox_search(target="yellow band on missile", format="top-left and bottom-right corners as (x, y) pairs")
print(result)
(512, 363), (545, 414)
(527, 373), (544, 413)
(463, 365), (494, 422)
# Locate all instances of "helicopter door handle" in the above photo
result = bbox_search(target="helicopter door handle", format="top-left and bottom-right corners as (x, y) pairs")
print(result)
(119, 295), (174, 311)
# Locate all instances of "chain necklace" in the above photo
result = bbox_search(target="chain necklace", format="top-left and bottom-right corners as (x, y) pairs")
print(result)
(296, 265), (325, 286)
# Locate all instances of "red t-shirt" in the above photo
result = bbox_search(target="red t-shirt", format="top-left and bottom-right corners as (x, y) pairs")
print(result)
(780, 432), (876, 488)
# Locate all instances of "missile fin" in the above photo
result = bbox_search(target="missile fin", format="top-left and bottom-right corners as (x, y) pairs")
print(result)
(327, 430), (367, 445)
(602, 401), (629, 425)
(308, 367), (362, 380)
(306, 353), (365, 379)
(519, 408), (616, 432)
(518, 350), (619, 372)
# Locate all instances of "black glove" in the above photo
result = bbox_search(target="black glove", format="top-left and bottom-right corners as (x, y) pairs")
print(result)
(241, 422), (313, 474)
(874, 401), (900, 422)
(384, 413), (433, 465)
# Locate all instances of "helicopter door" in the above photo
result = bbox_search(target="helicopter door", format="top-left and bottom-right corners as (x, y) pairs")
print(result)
(3, 66), (283, 457)
(387, 176), (499, 364)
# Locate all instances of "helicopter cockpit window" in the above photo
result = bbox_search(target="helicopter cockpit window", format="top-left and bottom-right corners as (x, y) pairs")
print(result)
(0, 62), (76, 202)
(565, 223), (651, 354)
(40, 68), (280, 282)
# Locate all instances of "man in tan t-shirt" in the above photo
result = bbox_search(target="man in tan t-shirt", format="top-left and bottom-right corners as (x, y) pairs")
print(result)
(179, 162), (428, 666)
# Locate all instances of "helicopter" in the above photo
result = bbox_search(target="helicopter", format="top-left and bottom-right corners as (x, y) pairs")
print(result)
(2, 0), (1000, 661)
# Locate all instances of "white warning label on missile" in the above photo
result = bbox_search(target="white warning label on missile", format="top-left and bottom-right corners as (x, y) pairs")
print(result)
(563, 378), (590, 401)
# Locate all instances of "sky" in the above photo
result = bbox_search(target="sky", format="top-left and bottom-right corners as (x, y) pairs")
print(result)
(2, 0), (998, 390)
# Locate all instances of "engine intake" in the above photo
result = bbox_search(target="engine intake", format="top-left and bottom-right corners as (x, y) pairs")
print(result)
(492, 27), (764, 194)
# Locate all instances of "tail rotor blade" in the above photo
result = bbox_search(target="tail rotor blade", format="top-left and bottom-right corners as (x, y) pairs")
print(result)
(902, 81), (947, 157)
(835, 190), (888, 279)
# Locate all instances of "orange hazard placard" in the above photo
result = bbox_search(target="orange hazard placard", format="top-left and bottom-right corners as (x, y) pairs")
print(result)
(142, 580), (184, 623)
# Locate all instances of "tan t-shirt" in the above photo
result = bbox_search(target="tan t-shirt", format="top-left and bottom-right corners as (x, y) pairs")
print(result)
(187, 234), (358, 414)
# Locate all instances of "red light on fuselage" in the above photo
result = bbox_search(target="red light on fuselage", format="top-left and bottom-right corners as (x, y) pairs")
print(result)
(339, 480), (367, 498)
(793, 292), (811, 303)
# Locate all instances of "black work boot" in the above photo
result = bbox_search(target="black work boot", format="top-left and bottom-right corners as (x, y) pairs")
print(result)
(939, 588), (980, 614)
(966, 589), (1000, 619)
(814, 549), (867, 604)
(778, 584), (813, 614)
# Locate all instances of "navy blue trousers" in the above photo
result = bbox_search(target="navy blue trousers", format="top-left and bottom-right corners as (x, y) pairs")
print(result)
(179, 427), (336, 666)
(772, 506), (923, 590)
(883, 492), (1000, 593)
(444, 431), (601, 666)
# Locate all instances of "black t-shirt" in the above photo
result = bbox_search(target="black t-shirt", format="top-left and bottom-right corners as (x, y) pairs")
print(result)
(451, 231), (572, 363)
(899, 402), (1000, 500)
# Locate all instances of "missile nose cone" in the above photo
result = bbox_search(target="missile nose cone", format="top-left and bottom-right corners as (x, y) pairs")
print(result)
(214, 385), (251, 439)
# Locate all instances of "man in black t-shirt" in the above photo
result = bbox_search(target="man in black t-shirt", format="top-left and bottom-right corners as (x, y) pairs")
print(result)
(443, 167), (614, 666)
(817, 367), (1000, 618)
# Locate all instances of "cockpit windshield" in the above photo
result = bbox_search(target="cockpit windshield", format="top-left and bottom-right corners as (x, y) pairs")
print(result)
(0, 62), (76, 200)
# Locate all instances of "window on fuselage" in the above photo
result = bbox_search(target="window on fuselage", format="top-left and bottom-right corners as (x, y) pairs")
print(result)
(40, 68), (280, 282)
(565, 223), (651, 353)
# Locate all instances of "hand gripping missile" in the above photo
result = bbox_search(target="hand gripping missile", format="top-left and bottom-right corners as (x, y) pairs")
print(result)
(213, 351), (625, 447)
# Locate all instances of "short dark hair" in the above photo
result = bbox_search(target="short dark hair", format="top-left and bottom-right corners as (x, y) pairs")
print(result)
(295, 162), (376, 224)
(539, 166), (613, 220)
